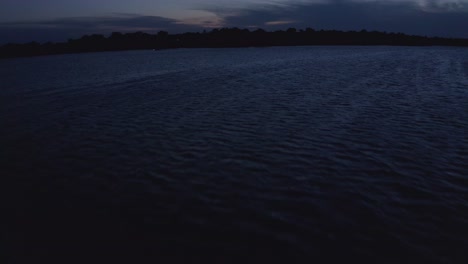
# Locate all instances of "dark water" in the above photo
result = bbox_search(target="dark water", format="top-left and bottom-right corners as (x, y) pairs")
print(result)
(2, 46), (468, 263)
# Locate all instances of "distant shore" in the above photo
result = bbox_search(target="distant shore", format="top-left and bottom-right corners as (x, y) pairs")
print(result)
(1, 27), (467, 59)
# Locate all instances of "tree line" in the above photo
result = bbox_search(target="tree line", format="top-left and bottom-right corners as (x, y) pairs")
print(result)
(1, 27), (467, 58)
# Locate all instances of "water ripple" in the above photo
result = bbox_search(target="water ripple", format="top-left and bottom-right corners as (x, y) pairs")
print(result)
(2, 46), (468, 263)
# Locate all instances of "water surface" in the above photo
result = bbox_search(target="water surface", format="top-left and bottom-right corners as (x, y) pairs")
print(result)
(2, 46), (468, 263)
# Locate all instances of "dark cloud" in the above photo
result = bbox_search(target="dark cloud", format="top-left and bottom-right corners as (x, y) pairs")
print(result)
(1, 1), (468, 44)
(0, 14), (202, 44)
(211, 1), (468, 38)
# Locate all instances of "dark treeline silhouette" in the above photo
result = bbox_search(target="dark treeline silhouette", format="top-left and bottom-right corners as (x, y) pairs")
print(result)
(1, 27), (468, 58)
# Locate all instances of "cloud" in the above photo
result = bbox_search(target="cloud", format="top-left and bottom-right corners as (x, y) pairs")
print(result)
(206, 0), (468, 37)
(1, 0), (468, 43)
(0, 14), (203, 43)
(265, 20), (297, 25)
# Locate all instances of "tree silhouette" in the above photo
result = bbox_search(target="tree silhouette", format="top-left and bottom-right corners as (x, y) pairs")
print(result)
(1, 27), (467, 59)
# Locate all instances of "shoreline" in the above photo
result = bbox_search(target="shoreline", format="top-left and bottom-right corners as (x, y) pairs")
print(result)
(2, 28), (468, 59)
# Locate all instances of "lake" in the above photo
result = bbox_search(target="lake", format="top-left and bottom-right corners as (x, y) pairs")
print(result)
(2, 46), (468, 263)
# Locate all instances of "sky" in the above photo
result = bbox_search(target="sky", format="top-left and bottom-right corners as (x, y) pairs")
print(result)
(1, 0), (467, 43)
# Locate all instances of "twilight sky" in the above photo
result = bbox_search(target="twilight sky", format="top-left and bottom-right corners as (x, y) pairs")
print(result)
(1, 0), (467, 43)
